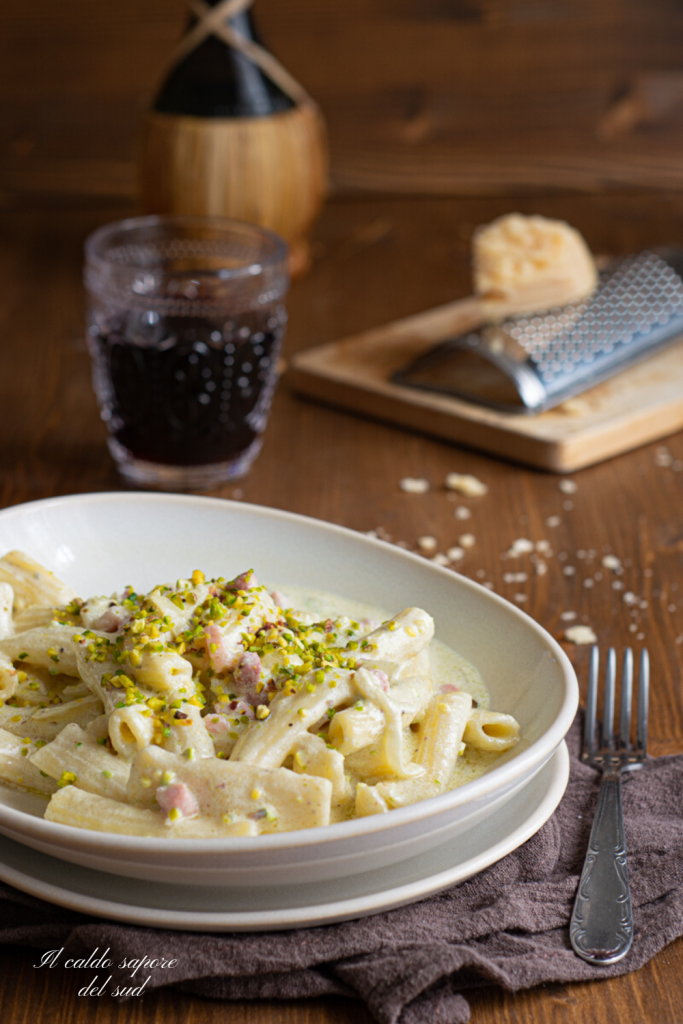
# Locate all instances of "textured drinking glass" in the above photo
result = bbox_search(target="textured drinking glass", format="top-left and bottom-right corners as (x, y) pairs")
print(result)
(84, 215), (289, 489)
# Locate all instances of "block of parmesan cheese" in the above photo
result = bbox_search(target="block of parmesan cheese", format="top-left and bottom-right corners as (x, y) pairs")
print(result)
(473, 213), (598, 319)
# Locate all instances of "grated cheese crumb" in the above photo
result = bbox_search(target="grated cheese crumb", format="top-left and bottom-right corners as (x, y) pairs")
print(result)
(445, 473), (488, 497)
(400, 477), (429, 494)
(602, 554), (622, 571)
(564, 625), (598, 645)
(505, 538), (534, 557)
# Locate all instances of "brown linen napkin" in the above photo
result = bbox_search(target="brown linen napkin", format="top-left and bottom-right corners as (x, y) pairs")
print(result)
(3, 714), (683, 1024)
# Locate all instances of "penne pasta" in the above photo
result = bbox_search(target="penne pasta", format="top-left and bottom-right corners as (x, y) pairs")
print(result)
(328, 700), (385, 756)
(30, 722), (130, 801)
(291, 732), (351, 804)
(354, 609), (434, 665)
(0, 584), (13, 640)
(0, 625), (81, 677)
(356, 691), (473, 814)
(352, 668), (424, 779)
(0, 652), (18, 702)
(45, 786), (258, 837)
(108, 705), (156, 759)
(0, 695), (105, 744)
(331, 673), (432, 762)
(463, 709), (520, 752)
(230, 668), (356, 768)
(0, 551), (76, 613)
(127, 745), (333, 832)
(0, 726), (57, 796)
(0, 552), (521, 837)
(12, 605), (58, 633)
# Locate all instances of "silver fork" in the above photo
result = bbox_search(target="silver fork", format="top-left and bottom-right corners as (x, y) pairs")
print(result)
(569, 646), (649, 965)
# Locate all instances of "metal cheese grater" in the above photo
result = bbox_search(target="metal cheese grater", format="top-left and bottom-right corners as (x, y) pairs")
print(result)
(393, 250), (683, 413)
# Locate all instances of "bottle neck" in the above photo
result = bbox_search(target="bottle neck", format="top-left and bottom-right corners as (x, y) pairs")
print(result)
(153, 2), (295, 119)
(187, 2), (256, 39)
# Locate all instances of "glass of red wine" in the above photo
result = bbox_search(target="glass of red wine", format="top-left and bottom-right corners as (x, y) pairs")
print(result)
(84, 215), (289, 489)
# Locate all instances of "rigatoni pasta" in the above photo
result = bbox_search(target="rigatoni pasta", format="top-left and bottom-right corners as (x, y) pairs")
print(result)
(0, 554), (520, 837)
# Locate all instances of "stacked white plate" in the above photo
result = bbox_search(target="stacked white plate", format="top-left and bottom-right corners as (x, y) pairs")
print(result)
(0, 494), (578, 930)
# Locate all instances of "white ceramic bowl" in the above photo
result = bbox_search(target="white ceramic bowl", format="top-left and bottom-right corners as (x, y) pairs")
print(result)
(0, 493), (578, 886)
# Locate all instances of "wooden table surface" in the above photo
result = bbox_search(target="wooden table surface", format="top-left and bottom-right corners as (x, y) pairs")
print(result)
(2, 190), (683, 1023)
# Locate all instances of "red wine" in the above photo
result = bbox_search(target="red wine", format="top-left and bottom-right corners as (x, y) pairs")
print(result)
(88, 309), (285, 467)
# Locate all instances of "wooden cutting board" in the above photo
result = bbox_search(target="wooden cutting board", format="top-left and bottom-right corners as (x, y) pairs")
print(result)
(288, 295), (683, 473)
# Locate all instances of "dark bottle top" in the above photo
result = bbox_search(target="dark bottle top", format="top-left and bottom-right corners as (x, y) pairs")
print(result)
(153, 2), (294, 119)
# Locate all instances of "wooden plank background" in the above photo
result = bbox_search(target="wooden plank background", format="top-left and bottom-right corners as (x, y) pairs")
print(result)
(3, 0), (683, 198)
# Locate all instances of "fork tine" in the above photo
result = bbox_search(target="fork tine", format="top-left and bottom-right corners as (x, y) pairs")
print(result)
(583, 646), (599, 759)
(619, 648), (633, 749)
(636, 648), (649, 758)
(602, 647), (616, 748)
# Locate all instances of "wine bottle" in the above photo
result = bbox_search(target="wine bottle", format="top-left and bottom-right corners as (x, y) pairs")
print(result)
(140, 0), (328, 276)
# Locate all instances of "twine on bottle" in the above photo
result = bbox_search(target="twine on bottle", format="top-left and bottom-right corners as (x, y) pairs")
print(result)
(167, 0), (311, 107)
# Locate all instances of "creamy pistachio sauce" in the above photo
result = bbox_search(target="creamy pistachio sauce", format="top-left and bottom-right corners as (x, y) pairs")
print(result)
(277, 584), (503, 819)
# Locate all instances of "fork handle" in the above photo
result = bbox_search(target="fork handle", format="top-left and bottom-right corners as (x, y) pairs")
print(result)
(569, 773), (633, 965)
